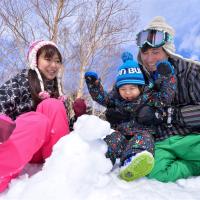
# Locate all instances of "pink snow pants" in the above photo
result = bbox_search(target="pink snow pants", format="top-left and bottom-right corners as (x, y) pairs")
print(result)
(0, 98), (70, 192)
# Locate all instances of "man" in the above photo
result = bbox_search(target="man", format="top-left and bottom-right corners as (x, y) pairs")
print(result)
(135, 16), (200, 182)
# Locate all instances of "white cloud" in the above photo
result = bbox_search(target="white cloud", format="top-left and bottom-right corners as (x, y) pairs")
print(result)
(179, 24), (200, 52)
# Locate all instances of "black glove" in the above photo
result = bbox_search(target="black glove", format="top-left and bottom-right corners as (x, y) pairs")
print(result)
(105, 108), (131, 124)
(136, 106), (163, 126)
(84, 71), (98, 84)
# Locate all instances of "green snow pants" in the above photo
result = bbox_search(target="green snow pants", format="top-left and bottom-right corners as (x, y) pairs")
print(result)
(148, 134), (200, 182)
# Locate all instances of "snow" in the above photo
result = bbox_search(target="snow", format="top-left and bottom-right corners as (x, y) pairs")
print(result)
(1, 115), (200, 200)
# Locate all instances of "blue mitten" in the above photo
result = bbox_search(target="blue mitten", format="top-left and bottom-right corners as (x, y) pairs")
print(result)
(85, 71), (98, 83)
(153, 60), (174, 91)
(156, 60), (174, 76)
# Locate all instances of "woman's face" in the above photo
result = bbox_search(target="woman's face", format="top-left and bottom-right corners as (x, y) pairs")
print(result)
(140, 47), (168, 72)
(119, 84), (141, 101)
(37, 51), (62, 80)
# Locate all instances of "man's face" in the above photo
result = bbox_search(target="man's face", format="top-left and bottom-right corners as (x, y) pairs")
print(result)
(140, 47), (168, 72)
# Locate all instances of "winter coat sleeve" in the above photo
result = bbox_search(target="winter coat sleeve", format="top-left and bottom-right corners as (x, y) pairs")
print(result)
(187, 64), (200, 104)
(144, 74), (176, 108)
(156, 74), (176, 106)
(171, 58), (200, 105)
(0, 72), (30, 119)
(85, 79), (115, 108)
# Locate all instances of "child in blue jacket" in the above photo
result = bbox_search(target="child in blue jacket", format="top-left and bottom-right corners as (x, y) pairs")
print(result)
(85, 52), (176, 181)
(85, 52), (175, 181)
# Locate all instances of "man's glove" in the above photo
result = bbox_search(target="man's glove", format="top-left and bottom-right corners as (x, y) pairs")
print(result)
(156, 60), (174, 76)
(85, 71), (98, 84)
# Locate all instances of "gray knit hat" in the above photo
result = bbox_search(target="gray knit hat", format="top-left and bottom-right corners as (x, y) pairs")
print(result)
(138, 16), (200, 67)
(146, 16), (176, 54)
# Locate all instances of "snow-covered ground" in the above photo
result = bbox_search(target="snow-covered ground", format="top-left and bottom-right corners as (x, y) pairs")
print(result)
(1, 115), (200, 200)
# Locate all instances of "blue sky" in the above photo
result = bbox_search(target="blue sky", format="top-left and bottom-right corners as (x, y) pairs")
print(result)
(134, 0), (200, 60)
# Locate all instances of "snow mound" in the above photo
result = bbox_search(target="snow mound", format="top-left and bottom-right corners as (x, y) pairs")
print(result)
(74, 114), (111, 141)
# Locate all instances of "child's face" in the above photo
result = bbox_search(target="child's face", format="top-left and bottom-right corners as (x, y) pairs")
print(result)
(37, 51), (62, 80)
(119, 84), (141, 101)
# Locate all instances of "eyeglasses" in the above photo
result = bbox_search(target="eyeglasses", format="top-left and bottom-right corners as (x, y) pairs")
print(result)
(136, 29), (173, 48)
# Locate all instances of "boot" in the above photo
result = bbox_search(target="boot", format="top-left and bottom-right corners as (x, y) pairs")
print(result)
(0, 114), (16, 143)
(119, 151), (154, 182)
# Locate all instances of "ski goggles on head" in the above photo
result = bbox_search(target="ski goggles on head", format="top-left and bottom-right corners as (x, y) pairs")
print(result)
(136, 29), (173, 48)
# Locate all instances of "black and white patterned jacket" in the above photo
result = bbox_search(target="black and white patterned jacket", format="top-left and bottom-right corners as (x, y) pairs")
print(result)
(0, 69), (58, 120)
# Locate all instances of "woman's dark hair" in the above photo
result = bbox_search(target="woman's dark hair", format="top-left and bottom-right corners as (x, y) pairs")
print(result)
(28, 45), (62, 109)
(140, 43), (167, 54)
(140, 43), (154, 53)
(37, 44), (62, 64)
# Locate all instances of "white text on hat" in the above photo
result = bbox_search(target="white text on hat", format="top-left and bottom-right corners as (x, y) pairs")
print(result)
(118, 67), (142, 75)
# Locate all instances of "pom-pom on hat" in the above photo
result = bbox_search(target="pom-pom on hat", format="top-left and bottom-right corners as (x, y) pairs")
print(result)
(116, 52), (145, 88)
(147, 16), (176, 54)
(27, 40), (64, 96)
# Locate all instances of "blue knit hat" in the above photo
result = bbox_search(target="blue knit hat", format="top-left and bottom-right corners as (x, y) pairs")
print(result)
(116, 52), (145, 88)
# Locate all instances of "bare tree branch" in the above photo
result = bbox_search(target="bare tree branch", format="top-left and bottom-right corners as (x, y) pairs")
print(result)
(0, 0), (140, 114)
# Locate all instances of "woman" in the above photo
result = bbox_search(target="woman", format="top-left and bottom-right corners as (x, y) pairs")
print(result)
(0, 40), (71, 192)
